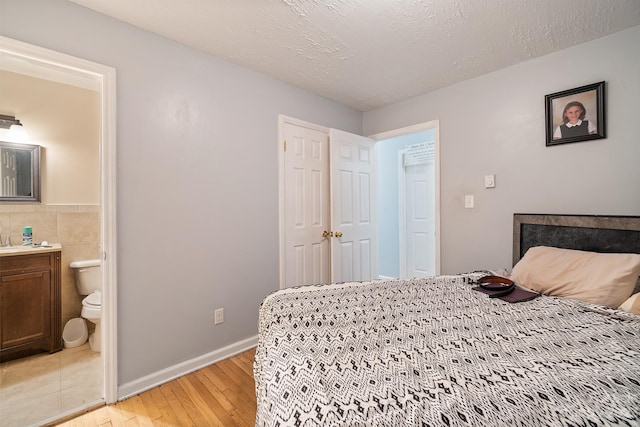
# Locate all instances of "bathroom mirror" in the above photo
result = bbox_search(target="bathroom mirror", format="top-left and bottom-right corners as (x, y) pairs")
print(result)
(0, 141), (41, 202)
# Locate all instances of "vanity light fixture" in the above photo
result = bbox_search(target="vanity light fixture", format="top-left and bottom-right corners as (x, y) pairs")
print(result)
(0, 114), (20, 129)
(0, 114), (29, 141)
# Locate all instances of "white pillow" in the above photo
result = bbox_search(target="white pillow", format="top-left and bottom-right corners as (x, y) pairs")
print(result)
(511, 246), (640, 308)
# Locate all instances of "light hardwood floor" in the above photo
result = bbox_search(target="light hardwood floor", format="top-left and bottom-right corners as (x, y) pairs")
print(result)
(54, 348), (257, 427)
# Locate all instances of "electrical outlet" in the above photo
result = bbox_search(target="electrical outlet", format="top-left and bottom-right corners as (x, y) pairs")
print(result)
(464, 194), (474, 208)
(214, 308), (224, 325)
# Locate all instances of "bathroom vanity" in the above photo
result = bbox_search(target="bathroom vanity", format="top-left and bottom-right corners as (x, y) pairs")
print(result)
(0, 245), (62, 362)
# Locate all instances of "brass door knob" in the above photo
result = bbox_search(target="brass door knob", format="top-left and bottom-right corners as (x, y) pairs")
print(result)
(322, 230), (333, 238)
(334, 231), (343, 238)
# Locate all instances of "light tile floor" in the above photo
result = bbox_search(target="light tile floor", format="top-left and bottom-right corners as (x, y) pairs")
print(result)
(0, 343), (102, 427)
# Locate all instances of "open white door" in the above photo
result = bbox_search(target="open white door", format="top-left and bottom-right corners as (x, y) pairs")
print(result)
(329, 129), (378, 282)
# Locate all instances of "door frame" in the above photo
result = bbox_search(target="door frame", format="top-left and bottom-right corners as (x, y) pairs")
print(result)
(369, 120), (441, 276)
(0, 36), (118, 403)
(277, 115), (329, 289)
(398, 149), (408, 278)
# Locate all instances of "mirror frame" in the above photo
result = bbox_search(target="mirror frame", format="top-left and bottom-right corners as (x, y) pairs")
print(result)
(0, 140), (41, 202)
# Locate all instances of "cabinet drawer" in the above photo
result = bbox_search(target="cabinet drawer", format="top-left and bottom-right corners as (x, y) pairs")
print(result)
(0, 253), (53, 273)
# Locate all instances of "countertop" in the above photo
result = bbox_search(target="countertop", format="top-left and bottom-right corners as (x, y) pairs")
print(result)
(0, 243), (62, 257)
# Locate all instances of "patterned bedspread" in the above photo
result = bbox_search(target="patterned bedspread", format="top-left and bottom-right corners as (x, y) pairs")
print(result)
(254, 273), (640, 426)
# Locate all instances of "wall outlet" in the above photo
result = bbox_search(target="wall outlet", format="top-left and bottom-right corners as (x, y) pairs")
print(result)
(464, 194), (474, 208)
(214, 308), (224, 325)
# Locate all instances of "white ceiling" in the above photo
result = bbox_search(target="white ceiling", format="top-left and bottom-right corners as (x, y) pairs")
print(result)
(68, 0), (640, 111)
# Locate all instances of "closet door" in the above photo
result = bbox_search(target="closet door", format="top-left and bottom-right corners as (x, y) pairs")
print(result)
(329, 129), (378, 282)
(282, 122), (331, 288)
(281, 120), (378, 288)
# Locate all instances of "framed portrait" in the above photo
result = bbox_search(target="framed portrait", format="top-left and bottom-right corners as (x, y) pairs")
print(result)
(545, 81), (606, 146)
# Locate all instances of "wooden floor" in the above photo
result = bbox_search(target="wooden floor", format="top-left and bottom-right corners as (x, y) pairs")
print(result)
(55, 348), (257, 427)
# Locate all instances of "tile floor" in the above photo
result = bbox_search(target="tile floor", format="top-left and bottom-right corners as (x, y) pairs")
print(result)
(0, 343), (102, 427)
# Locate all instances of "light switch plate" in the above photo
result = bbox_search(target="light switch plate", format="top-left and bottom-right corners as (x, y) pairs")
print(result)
(485, 175), (495, 188)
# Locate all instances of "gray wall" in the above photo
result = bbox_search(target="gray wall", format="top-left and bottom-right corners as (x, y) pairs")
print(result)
(364, 25), (640, 274)
(0, 0), (362, 385)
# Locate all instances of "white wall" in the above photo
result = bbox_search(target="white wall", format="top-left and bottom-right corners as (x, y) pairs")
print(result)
(364, 25), (640, 274)
(0, 0), (362, 386)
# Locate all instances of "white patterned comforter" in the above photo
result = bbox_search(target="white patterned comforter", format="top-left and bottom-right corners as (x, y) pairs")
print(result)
(254, 273), (640, 426)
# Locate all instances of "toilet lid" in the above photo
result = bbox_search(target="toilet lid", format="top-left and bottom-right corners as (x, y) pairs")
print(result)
(84, 291), (101, 306)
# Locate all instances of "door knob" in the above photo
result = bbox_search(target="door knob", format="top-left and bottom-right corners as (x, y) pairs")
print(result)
(334, 231), (343, 238)
(322, 230), (333, 238)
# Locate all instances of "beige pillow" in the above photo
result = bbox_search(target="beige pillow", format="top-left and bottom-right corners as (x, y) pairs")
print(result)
(619, 293), (640, 315)
(511, 246), (640, 308)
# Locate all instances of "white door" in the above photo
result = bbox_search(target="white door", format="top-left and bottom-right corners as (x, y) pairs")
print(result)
(399, 145), (435, 278)
(282, 122), (331, 288)
(281, 120), (378, 288)
(329, 129), (378, 282)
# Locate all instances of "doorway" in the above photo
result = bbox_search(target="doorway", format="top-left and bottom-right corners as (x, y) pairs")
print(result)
(386, 137), (436, 278)
(279, 116), (439, 287)
(372, 122), (439, 279)
(0, 36), (117, 423)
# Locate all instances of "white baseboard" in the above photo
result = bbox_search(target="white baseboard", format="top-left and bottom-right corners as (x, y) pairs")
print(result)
(378, 275), (397, 280)
(117, 335), (258, 400)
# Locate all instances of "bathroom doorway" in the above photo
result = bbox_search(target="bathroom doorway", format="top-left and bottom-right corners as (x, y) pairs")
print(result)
(0, 36), (117, 425)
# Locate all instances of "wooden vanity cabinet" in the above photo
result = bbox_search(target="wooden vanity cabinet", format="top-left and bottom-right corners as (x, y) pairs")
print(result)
(0, 250), (62, 362)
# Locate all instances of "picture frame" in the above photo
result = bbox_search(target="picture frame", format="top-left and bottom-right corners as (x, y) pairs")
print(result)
(545, 81), (606, 146)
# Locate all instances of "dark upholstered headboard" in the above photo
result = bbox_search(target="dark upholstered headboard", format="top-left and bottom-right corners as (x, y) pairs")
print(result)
(513, 214), (640, 266)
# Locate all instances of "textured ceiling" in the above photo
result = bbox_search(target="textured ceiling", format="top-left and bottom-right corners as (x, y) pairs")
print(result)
(67, 0), (640, 111)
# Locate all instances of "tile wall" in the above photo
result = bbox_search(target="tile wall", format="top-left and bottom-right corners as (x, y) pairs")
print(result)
(0, 205), (100, 328)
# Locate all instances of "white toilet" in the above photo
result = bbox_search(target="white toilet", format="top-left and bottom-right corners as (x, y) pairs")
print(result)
(70, 259), (102, 352)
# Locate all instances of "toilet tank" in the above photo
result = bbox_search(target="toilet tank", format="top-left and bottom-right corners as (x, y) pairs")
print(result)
(70, 259), (102, 295)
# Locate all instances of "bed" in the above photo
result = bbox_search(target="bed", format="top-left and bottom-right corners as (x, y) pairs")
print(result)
(255, 214), (640, 426)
